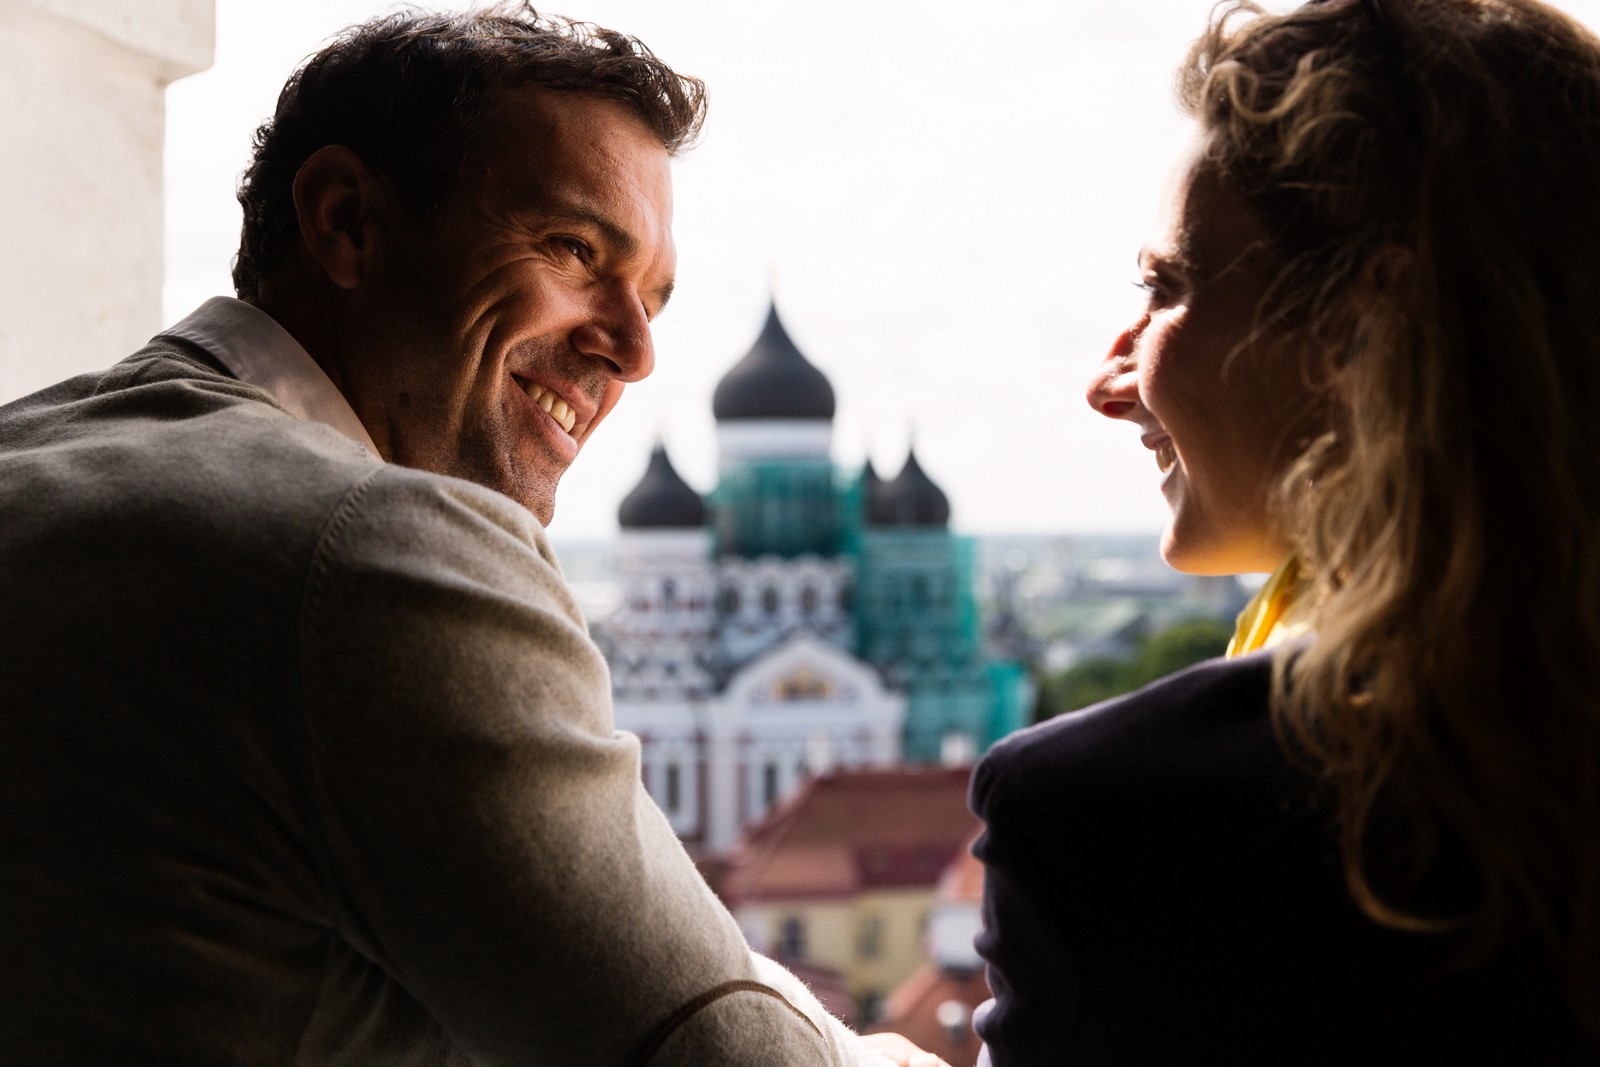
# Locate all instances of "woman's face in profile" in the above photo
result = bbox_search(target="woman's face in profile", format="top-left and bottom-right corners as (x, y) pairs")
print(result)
(1086, 135), (1323, 576)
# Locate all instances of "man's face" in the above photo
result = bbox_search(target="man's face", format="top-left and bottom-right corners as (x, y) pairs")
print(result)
(338, 88), (676, 524)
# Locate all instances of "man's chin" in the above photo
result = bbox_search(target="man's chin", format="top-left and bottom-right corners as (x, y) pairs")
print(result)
(515, 480), (558, 527)
(467, 467), (557, 525)
(502, 481), (555, 526)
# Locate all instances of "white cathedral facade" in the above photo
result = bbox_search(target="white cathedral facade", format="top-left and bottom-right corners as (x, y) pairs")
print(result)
(601, 306), (1028, 857)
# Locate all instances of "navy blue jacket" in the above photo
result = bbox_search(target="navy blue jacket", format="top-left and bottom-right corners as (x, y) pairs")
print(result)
(970, 651), (1593, 1065)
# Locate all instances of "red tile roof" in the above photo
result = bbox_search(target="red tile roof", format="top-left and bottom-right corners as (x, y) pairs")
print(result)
(721, 767), (979, 904)
(936, 835), (985, 905)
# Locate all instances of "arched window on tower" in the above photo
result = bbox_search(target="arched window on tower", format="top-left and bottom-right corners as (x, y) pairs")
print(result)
(662, 579), (678, 611)
(800, 585), (819, 616)
(762, 586), (781, 615)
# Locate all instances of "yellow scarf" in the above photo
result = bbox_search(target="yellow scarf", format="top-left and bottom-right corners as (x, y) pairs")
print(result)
(1226, 556), (1312, 657)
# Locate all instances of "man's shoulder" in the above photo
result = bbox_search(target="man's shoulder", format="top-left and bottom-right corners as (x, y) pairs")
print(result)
(1, 338), (379, 512)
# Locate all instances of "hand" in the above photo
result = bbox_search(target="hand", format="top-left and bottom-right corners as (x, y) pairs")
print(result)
(861, 1031), (951, 1067)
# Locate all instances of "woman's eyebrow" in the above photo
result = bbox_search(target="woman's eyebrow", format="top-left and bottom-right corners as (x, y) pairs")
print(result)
(1138, 244), (1201, 277)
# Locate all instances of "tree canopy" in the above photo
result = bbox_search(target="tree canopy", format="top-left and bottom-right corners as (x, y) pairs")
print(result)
(1034, 617), (1233, 721)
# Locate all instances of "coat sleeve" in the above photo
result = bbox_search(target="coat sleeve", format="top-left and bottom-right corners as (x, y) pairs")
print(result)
(969, 738), (1119, 1066)
(297, 468), (885, 1067)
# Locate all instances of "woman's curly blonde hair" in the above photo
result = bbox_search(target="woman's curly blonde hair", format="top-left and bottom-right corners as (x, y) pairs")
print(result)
(1182, 0), (1600, 1036)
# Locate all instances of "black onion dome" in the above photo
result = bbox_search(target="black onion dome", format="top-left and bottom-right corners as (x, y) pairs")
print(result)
(618, 445), (706, 529)
(712, 304), (835, 421)
(873, 449), (951, 527)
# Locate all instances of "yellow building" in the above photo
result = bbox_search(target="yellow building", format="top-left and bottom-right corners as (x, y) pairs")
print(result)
(720, 767), (978, 1025)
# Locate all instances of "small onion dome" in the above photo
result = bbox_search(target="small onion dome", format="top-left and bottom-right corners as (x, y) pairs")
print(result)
(712, 304), (836, 421)
(618, 445), (706, 529)
(873, 449), (951, 527)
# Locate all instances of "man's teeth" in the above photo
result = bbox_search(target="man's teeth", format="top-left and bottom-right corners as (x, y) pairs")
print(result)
(1156, 443), (1177, 474)
(526, 382), (577, 434)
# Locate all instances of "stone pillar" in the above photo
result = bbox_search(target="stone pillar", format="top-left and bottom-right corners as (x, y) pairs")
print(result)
(705, 710), (742, 855)
(0, 0), (213, 402)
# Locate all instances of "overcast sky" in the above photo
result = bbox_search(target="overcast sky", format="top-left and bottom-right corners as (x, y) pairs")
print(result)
(163, 0), (1600, 541)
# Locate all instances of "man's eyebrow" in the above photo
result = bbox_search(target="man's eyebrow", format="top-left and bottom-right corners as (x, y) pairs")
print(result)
(540, 202), (639, 258)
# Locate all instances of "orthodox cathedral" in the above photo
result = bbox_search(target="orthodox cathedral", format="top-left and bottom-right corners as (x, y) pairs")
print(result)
(601, 306), (1030, 856)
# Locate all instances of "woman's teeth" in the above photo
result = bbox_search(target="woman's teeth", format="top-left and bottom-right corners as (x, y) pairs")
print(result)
(1156, 443), (1177, 474)
(525, 382), (576, 434)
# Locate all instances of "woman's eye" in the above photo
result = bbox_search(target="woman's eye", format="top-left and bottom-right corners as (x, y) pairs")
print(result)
(1133, 279), (1166, 302)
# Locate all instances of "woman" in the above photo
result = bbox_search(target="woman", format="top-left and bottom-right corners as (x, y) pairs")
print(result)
(971, 0), (1600, 1062)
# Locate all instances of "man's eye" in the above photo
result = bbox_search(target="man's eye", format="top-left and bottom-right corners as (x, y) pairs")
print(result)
(550, 236), (593, 263)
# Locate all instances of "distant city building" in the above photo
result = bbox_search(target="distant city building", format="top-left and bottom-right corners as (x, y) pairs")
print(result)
(601, 305), (1030, 853)
(869, 842), (988, 1067)
(719, 767), (979, 1027)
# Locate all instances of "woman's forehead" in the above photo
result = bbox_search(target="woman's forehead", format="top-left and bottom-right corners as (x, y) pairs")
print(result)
(1146, 135), (1270, 282)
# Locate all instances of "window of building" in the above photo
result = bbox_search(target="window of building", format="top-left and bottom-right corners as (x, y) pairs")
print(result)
(718, 584), (740, 614)
(800, 584), (819, 615)
(856, 990), (886, 1027)
(661, 579), (678, 611)
(762, 585), (781, 615)
(777, 915), (807, 959)
(665, 763), (681, 814)
(763, 762), (780, 807)
(856, 914), (884, 960)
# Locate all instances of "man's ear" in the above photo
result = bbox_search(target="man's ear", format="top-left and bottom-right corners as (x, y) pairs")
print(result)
(292, 145), (382, 291)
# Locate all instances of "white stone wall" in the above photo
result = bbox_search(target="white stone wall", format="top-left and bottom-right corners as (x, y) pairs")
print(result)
(716, 419), (832, 470)
(1, 0), (213, 402)
(927, 901), (982, 969)
(620, 699), (705, 839)
(610, 528), (716, 700)
(704, 634), (905, 853)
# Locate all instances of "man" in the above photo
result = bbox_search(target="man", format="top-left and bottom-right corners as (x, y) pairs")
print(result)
(0, 7), (941, 1065)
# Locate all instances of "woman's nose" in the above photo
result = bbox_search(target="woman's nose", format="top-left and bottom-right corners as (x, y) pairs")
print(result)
(1087, 325), (1140, 419)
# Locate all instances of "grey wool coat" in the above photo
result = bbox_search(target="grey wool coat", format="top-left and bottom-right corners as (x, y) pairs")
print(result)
(0, 338), (880, 1066)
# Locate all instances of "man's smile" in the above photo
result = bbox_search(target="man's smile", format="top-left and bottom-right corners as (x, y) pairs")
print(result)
(521, 379), (579, 435)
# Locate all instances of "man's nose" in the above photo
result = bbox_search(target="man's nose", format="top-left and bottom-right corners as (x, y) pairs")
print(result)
(1086, 323), (1140, 420)
(572, 290), (656, 383)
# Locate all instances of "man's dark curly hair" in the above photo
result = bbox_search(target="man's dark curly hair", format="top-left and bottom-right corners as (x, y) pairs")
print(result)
(231, 3), (706, 300)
